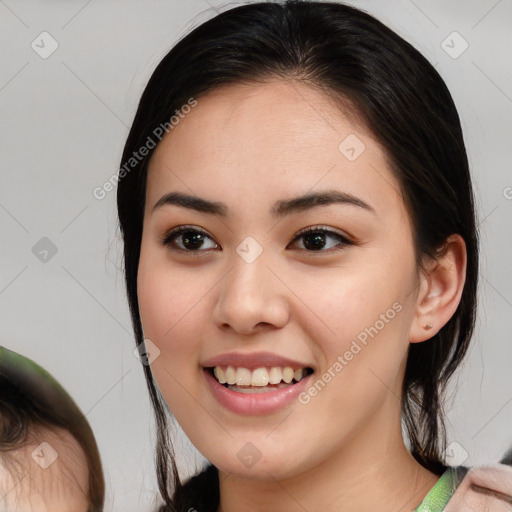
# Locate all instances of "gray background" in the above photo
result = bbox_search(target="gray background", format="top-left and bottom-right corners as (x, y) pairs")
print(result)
(1, 0), (511, 510)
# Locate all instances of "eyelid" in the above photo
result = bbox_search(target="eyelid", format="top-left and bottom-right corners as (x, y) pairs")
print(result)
(160, 224), (354, 254)
(292, 224), (352, 242)
(287, 225), (354, 253)
(159, 224), (217, 254)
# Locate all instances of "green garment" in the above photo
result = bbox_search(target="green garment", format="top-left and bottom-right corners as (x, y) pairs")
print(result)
(413, 466), (468, 512)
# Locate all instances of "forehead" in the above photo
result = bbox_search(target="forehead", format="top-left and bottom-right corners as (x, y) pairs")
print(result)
(146, 80), (404, 220)
(0, 428), (89, 511)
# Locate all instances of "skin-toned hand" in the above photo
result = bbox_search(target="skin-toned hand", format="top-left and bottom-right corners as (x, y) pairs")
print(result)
(444, 464), (512, 511)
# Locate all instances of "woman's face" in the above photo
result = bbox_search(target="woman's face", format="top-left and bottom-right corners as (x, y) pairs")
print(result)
(137, 80), (423, 479)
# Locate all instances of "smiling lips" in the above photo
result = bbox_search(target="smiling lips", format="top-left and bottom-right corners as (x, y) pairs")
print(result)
(201, 351), (315, 414)
(202, 350), (314, 390)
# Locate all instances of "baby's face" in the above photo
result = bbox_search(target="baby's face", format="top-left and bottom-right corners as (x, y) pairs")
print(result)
(0, 428), (90, 512)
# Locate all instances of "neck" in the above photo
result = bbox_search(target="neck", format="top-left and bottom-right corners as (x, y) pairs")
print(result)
(217, 414), (440, 512)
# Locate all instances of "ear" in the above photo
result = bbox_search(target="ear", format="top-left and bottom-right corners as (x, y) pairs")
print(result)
(409, 234), (467, 343)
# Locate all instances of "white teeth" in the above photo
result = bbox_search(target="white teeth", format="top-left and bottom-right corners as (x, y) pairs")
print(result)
(213, 366), (227, 384)
(282, 367), (294, 384)
(235, 367), (252, 386)
(268, 367), (283, 384)
(211, 365), (310, 386)
(251, 368), (269, 387)
(225, 365), (236, 385)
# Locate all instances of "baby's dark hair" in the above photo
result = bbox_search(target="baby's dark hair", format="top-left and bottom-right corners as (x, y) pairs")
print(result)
(0, 346), (105, 511)
(116, 1), (478, 509)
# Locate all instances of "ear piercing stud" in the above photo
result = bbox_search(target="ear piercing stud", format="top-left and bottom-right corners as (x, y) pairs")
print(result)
(423, 323), (433, 330)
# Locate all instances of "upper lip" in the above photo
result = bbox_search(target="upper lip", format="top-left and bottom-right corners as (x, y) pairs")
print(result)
(201, 351), (313, 370)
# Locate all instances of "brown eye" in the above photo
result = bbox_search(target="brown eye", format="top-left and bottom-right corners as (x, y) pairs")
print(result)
(160, 225), (218, 253)
(160, 224), (353, 256)
(289, 226), (353, 253)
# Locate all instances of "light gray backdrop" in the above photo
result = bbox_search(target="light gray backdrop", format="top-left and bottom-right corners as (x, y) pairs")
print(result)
(1, 1), (511, 511)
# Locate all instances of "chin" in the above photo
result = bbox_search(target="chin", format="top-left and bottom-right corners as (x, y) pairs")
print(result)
(203, 441), (311, 482)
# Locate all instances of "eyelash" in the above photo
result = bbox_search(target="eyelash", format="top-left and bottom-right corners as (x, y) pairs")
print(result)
(159, 224), (354, 256)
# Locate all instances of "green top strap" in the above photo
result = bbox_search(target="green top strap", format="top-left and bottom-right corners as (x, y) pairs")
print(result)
(414, 466), (468, 512)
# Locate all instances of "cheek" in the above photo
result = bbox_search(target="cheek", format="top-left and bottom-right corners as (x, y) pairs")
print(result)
(295, 260), (413, 349)
(136, 253), (213, 409)
(138, 268), (204, 353)
(137, 238), (206, 345)
(292, 261), (414, 410)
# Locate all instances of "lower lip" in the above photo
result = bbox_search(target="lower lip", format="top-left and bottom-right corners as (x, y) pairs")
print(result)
(203, 368), (313, 416)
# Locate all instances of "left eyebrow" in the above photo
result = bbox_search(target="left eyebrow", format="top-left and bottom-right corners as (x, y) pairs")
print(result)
(151, 189), (376, 217)
(271, 190), (376, 217)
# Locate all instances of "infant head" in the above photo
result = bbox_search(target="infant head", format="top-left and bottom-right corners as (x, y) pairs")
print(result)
(1, 425), (90, 511)
(0, 346), (104, 511)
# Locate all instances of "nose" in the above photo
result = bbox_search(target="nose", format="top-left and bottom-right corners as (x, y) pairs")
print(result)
(212, 252), (290, 336)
